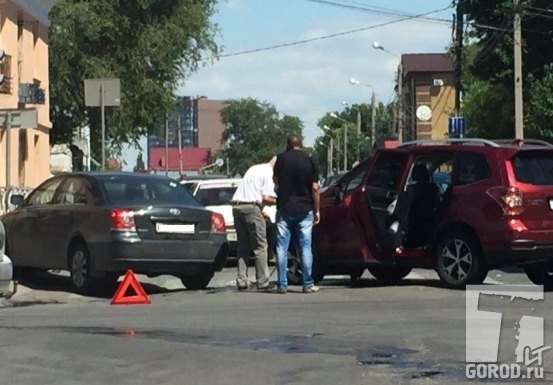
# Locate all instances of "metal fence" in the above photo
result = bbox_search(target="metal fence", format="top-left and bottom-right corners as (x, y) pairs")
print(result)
(0, 186), (32, 215)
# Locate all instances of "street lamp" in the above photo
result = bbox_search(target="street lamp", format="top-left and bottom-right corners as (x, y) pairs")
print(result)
(372, 41), (403, 143)
(350, 78), (377, 151)
(330, 112), (349, 171)
(322, 125), (335, 175)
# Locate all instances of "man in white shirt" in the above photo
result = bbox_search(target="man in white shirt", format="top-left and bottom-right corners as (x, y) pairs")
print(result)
(231, 157), (277, 290)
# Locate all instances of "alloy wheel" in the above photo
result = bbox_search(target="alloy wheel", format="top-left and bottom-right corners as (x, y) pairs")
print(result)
(440, 239), (473, 283)
(71, 248), (88, 289)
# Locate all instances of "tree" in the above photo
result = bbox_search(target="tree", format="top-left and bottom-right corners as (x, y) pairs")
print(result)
(217, 98), (303, 175)
(48, 0), (220, 163)
(460, 0), (553, 140)
(312, 101), (394, 177)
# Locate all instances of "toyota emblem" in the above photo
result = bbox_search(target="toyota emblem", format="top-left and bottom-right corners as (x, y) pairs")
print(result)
(169, 208), (181, 215)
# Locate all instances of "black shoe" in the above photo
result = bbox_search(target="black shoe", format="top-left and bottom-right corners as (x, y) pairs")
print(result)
(257, 283), (276, 292)
(237, 284), (250, 291)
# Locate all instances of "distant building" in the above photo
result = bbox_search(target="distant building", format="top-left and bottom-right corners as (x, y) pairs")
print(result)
(398, 53), (455, 142)
(147, 96), (226, 173)
(0, 0), (57, 191)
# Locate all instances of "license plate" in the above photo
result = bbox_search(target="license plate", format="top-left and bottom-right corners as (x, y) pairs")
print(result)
(227, 232), (237, 242)
(156, 223), (195, 234)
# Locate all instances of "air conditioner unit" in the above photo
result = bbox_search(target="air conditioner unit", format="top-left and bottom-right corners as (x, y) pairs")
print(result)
(433, 79), (444, 87)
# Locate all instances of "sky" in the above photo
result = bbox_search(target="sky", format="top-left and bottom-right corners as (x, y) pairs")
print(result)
(122, 0), (454, 171)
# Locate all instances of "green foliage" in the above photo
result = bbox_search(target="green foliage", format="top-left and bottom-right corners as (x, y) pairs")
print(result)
(460, 0), (553, 140)
(312, 101), (394, 176)
(218, 98), (303, 175)
(49, 0), (220, 162)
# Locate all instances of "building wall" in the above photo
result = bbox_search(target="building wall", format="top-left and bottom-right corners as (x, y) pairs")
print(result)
(0, 0), (51, 189)
(197, 98), (225, 153)
(404, 72), (455, 141)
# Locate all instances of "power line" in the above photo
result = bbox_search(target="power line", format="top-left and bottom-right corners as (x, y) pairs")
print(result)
(204, 6), (452, 62)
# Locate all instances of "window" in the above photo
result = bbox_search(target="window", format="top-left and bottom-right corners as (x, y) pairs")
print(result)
(27, 178), (64, 206)
(342, 159), (369, 196)
(512, 151), (553, 185)
(366, 152), (407, 191)
(57, 177), (95, 205)
(455, 152), (491, 186)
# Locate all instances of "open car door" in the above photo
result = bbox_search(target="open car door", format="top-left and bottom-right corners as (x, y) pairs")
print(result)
(351, 149), (410, 261)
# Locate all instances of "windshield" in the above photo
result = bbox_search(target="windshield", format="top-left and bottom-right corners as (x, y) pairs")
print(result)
(195, 185), (237, 206)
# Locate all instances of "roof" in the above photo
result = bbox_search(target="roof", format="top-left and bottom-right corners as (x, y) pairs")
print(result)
(12, 0), (58, 27)
(401, 53), (455, 76)
(149, 147), (211, 171)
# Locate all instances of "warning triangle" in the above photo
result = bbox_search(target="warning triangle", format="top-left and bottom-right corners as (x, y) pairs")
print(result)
(110, 269), (151, 305)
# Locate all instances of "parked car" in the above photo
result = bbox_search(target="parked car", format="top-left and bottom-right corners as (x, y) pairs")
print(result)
(180, 178), (241, 260)
(0, 220), (16, 299)
(1, 172), (229, 294)
(311, 138), (553, 289)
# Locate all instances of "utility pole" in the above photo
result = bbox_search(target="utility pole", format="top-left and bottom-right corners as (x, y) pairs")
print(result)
(455, 0), (464, 116)
(356, 109), (361, 161)
(370, 90), (376, 151)
(397, 62), (403, 143)
(343, 126), (347, 171)
(514, 0), (524, 139)
(164, 112), (169, 176)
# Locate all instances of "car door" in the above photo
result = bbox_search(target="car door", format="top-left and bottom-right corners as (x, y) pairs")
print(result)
(37, 176), (95, 269)
(8, 176), (66, 267)
(314, 160), (370, 263)
(350, 150), (410, 261)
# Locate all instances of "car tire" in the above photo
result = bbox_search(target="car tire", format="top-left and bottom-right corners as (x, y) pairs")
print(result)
(286, 249), (303, 286)
(367, 265), (411, 283)
(69, 243), (97, 295)
(524, 262), (553, 290)
(435, 230), (487, 288)
(180, 273), (213, 290)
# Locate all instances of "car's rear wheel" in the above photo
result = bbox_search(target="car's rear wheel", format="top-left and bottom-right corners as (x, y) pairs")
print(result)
(180, 273), (213, 290)
(69, 243), (97, 294)
(524, 261), (553, 290)
(367, 265), (411, 283)
(435, 230), (487, 288)
(286, 250), (303, 286)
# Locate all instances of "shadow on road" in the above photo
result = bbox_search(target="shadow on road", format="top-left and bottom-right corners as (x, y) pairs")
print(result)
(12, 268), (183, 299)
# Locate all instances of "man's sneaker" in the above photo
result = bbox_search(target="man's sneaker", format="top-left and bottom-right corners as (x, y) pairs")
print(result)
(276, 287), (287, 294)
(303, 285), (320, 293)
(258, 283), (277, 292)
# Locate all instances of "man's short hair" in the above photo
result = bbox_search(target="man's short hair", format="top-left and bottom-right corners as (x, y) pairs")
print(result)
(286, 134), (302, 149)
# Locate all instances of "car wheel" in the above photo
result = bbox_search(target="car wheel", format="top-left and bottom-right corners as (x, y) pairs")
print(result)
(286, 250), (303, 286)
(180, 273), (213, 290)
(69, 243), (97, 294)
(524, 261), (553, 290)
(435, 230), (487, 288)
(367, 265), (411, 283)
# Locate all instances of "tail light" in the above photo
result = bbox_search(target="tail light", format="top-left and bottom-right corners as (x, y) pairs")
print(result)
(210, 212), (226, 233)
(110, 208), (136, 231)
(486, 186), (524, 217)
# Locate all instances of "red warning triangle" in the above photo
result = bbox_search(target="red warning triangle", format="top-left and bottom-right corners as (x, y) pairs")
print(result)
(110, 269), (151, 305)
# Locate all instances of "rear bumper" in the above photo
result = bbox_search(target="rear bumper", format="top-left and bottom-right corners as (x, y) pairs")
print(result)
(485, 241), (553, 269)
(90, 234), (229, 276)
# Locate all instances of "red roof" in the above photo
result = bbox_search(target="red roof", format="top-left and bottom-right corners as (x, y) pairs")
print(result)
(149, 147), (211, 171)
(402, 53), (455, 75)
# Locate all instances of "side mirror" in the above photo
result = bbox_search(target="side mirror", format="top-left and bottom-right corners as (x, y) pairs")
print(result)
(333, 184), (345, 201)
(9, 194), (24, 208)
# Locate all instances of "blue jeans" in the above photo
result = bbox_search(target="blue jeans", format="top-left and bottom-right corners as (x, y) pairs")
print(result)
(275, 210), (314, 289)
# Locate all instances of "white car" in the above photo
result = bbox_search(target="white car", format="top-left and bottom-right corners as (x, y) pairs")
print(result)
(180, 178), (242, 258)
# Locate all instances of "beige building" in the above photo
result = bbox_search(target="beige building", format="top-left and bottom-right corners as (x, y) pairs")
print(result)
(0, 0), (55, 192)
(399, 53), (456, 142)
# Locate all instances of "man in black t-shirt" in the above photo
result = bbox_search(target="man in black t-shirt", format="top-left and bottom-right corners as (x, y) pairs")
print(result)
(273, 134), (320, 294)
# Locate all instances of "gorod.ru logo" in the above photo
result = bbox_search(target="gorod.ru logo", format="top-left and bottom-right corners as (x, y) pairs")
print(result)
(466, 285), (550, 380)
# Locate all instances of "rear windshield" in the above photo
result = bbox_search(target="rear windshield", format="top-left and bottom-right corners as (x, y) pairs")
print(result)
(195, 185), (237, 206)
(512, 151), (553, 185)
(97, 175), (201, 206)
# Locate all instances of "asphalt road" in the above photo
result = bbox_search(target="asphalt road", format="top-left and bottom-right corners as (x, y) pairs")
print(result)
(0, 267), (551, 385)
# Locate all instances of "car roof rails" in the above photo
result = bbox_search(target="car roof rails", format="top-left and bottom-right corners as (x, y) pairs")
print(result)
(493, 139), (553, 147)
(397, 138), (500, 148)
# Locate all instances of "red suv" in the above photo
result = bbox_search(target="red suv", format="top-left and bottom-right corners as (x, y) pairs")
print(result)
(312, 138), (553, 289)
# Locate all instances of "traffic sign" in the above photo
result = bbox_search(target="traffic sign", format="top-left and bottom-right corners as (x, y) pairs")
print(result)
(448, 116), (466, 136)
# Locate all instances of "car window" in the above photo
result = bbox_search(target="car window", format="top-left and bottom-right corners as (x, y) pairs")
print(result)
(195, 185), (237, 206)
(26, 177), (64, 206)
(366, 151), (407, 191)
(57, 177), (96, 205)
(342, 160), (369, 196)
(181, 182), (198, 193)
(98, 176), (201, 206)
(454, 151), (491, 186)
(406, 153), (454, 194)
(511, 151), (553, 185)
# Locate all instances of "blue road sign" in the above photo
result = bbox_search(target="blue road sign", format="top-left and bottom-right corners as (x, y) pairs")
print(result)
(448, 116), (466, 136)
